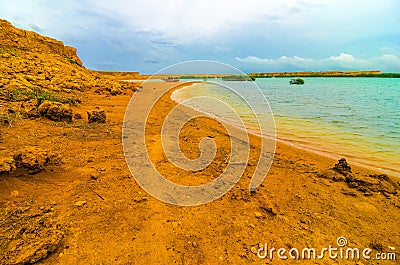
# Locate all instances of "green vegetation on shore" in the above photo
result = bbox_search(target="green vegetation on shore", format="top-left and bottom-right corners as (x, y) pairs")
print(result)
(222, 75), (254, 81)
(178, 75), (217, 79)
(155, 72), (400, 80)
(5, 87), (79, 106)
(290, 78), (305, 84)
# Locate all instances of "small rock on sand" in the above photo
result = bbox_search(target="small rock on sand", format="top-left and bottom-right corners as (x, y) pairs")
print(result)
(250, 245), (258, 254)
(74, 200), (87, 207)
(254, 212), (263, 218)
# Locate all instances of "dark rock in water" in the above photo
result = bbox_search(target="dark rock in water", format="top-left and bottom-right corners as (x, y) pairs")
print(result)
(87, 109), (106, 123)
(333, 158), (352, 175)
(289, 78), (305, 85)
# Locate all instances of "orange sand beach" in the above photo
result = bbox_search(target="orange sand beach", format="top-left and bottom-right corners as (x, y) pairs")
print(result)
(2, 82), (400, 264)
(0, 19), (400, 264)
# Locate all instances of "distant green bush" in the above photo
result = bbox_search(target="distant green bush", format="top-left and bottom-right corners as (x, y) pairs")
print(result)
(290, 78), (305, 84)
(222, 75), (253, 81)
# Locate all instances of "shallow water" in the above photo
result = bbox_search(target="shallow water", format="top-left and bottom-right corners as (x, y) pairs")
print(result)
(172, 78), (400, 176)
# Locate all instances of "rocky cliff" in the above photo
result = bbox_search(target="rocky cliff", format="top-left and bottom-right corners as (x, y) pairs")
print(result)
(0, 19), (82, 66)
(0, 19), (136, 102)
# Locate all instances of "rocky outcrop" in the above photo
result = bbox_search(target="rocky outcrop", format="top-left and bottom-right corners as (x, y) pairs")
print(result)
(38, 100), (73, 122)
(0, 147), (61, 175)
(333, 158), (352, 175)
(0, 19), (137, 104)
(318, 158), (399, 196)
(0, 157), (16, 174)
(0, 19), (82, 66)
(0, 19), (139, 127)
(13, 147), (58, 174)
(87, 109), (106, 123)
(0, 202), (64, 265)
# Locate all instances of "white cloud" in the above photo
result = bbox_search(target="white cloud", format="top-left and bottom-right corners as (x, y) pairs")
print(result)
(2, 1), (399, 46)
(329, 53), (355, 62)
(1, 0), (399, 72)
(235, 53), (400, 72)
(88, 0), (295, 43)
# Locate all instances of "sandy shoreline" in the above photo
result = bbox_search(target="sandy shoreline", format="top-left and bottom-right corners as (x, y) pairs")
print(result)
(170, 81), (400, 178)
(125, 81), (400, 262)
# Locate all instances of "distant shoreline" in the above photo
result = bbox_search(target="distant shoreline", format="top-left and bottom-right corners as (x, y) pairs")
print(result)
(112, 71), (400, 80)
(250, 70), (400, 78)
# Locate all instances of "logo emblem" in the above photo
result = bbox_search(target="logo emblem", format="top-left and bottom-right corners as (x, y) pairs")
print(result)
(123, 61), (276, 206)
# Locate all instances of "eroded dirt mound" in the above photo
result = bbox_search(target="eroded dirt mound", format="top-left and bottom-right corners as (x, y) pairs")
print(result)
(87, 109), (106, 123)
(14, 147), (59, 174)
(0, 201), (64, 265)
(0, 147), (61, 175)
(0, 19), (138, 125)
(37, 101), (73, 122)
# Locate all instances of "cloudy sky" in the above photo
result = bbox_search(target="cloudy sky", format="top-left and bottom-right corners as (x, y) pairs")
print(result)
(1, 0), (399, 73)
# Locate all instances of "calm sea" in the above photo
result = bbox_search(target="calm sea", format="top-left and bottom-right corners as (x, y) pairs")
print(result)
(172, 78), (400, 176)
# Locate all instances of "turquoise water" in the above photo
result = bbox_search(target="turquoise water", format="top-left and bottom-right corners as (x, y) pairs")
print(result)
(172, 78), (400, 176)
